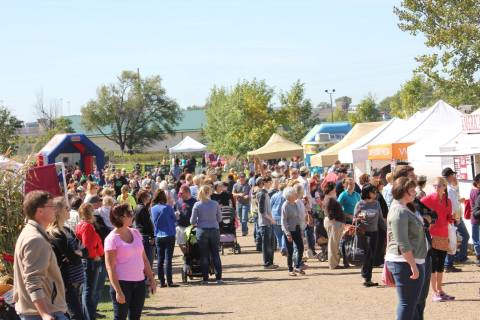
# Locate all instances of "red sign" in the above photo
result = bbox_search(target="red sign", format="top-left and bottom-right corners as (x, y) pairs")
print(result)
(462, 115), (480, 133)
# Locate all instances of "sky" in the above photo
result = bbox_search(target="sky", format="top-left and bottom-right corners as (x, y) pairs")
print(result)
(0, 0), (426, 122)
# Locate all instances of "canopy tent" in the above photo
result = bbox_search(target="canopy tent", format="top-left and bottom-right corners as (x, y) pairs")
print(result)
(472, 108), (480, 115)
(0, 155), (22, 171)
(248, 133), (303, 160)
(426, 132), (480, 157)
(37, 134), (105, 177)
(310, 121), (384, 167)
(169, 136), (207, 153)
(338, 118), (407, 164)
(405, 100), (463, 178)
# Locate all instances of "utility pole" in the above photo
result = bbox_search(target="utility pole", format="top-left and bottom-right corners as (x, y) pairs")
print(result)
(325, 89), (336, 122)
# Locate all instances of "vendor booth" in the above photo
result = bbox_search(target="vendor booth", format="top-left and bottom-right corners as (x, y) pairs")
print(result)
(424, 112), (480, 243)
(340, 100), (462, 178)
(337, 118), (407, 178)
(248, 133), (303, 160)
(37, 134), (105, 176)
(310, 121), (384, 168)
(169, 136), (207, 153)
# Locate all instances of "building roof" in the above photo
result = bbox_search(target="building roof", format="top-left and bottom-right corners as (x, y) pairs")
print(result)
(65, 109), (206, 136)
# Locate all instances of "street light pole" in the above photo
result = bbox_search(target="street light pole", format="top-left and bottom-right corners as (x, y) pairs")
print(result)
(325, 89), (336, 122)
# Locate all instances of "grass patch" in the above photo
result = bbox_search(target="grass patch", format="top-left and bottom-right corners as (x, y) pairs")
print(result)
(97, 283), (184, 319)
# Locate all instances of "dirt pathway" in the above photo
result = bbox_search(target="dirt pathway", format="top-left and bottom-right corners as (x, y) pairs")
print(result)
(143, 231), (480, 319)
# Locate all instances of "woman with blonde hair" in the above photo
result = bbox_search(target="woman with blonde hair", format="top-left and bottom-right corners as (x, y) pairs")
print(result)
(421, 176), (455, 302)
(47, 197), (85, 320)
(190, 184), (223, 284)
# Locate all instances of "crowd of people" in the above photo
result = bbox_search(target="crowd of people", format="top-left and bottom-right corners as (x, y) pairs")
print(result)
(11, 157), (479, 320)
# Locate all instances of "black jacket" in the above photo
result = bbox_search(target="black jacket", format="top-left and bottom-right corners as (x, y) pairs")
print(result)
(47, 227), (84, 270)
(134, 204), (154, 238)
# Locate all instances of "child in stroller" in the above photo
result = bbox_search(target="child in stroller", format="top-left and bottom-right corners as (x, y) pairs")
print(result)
(219, 206), (241, 255)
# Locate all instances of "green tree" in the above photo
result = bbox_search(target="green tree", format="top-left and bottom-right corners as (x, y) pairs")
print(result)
(81, 70), (181, 152)
(331, 108), (349, 122)
(316, 102), (330, 109)
(349, 94), (380, 125)
(277, 81), (314, 144)
(394, 1), (480, 106)
(0, 106), (23, 154)
(204, 79), (277, 156)
(385, 74), (436, 118)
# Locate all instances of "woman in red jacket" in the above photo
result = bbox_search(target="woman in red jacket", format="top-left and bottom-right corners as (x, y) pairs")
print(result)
(421, 176), (455, 302)
(76, 203), (104, 320)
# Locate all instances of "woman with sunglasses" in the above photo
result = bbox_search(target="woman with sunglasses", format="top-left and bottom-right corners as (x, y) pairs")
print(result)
(421, 176), (455, 302)
(105, 204), (156, 320)
(354, 183), (386, 287)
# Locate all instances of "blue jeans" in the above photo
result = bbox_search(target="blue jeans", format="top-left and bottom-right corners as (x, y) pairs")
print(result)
(387, 261), (425, 320)
(65, 281), (84, 320)
(20, 312), (69, 320)
(142, 235), (155, 267)
(110, 280), (146, 320)
(472, 223), (480, 256)
(259, 225), (274, 266)
(416, 253), (431, 320)
(445, 219), (470, 266)
(237, 204), (250, 234)
(272, 220), (285, 251)
(197, 228), (222, 281)
(94, 259), (108, 312)
(156, 236), (175, 285)
(82, 259), (101, 320)
(305, 225), (316, 253)
(284, 227), (304, 272)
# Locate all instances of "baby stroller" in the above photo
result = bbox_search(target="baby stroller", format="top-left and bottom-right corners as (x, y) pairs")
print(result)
(219, 206), (241, 255)
(314, 206), (328, 262)
(181, 225), (214, 283)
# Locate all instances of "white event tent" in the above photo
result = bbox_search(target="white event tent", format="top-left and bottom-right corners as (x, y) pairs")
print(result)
(169, 136), (207, 153)
(405, 100), (463, 179)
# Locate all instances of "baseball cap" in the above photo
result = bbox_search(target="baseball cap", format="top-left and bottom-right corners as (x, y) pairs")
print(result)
(238, 172), (246, 178)
(441, 167), (456, 178)
(418, 175), (427, 182)
(299, 166), (309, 174)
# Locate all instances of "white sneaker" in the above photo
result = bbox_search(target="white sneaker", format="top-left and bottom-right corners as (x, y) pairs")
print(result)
(307, 249), (314, 259)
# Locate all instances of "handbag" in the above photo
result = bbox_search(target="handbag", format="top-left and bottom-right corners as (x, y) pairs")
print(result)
(381, 264), (395, 287)
(431, 236), (449, 251)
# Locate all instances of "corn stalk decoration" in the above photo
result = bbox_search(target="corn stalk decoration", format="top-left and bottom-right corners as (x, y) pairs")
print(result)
(0, 159), (31, 277)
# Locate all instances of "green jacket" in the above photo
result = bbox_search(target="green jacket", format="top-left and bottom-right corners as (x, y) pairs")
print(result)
(386, 200), (428, 260)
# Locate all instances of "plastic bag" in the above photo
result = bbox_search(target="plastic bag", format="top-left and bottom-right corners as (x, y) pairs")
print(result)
(382, 264), (395, 287)
(448, 224), (457, 255)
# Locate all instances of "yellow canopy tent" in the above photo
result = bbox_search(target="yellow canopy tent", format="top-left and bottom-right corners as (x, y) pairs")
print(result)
(247, 133), (303, 160)
(310, 121), (385, 167)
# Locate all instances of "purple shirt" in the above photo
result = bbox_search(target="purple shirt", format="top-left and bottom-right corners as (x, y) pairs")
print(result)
(470, 188), (480, 224)
(104, 228), (145, 281)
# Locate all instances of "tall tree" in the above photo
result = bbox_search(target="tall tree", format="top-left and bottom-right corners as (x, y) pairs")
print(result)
(81, 71), (181, 152)
(0, 106), (23, 154)
(349, 94), (380, 125)
(204, 79), (277, 156)
(394, 0), (480, 106)
(277, 81), (314, 144)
